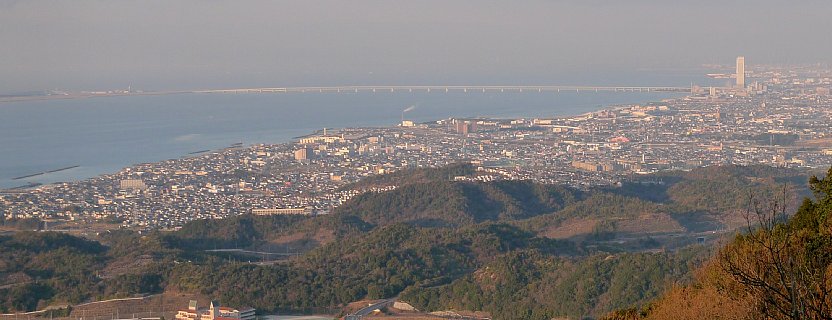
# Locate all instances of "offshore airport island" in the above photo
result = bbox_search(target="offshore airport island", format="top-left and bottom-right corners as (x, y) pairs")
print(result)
(2, 58), (832, 319)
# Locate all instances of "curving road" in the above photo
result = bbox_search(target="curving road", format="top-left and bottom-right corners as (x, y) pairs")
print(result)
(344, 299), (395, 320)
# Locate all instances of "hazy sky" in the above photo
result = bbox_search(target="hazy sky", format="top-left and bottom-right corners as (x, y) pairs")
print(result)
(1, 0), (831, 92)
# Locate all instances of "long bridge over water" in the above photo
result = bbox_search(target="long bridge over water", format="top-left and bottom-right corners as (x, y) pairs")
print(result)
(0, 85), (702, 104)
(189, 85), (696, 94)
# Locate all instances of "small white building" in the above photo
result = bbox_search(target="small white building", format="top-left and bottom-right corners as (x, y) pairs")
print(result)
(176, 300), (255, 320)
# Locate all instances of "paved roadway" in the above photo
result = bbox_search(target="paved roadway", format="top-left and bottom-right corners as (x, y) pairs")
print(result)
(344, 299), (395, 320)
(205, 248), (298, 256)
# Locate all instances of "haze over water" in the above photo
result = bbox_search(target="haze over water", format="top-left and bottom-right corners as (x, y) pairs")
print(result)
(3, 0), (819, 189)
(0, 90), (684, 188)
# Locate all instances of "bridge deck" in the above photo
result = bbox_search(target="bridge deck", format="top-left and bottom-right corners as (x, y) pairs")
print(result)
(191, 85), (693, 94)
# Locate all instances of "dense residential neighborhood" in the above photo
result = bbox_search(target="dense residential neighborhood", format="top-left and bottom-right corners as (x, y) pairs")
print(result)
(2, 65), (832, 230)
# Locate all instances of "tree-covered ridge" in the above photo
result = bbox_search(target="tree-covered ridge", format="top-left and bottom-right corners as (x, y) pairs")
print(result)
(603, 167), (832, 320)
(0, 164), (817, 318)
(0, 233), (107, 312)
(401, 247), (707, 319)
(519, 192), (662, 232)
(522, 165), (810, 241)
(130, 164), (812, 248)
(164, 222), (576, 313)
(161, 213), (371, 251)
(626, 165), (809, 213)
(335, 180), (581, 227)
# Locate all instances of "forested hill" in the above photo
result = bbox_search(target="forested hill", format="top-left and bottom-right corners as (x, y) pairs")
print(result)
(335, 180), (580, 227)
(0, 164), (818, 319)
(613, 165), (812, 212)
(160, 163), (811, 250)
(601, 166), (832, 320)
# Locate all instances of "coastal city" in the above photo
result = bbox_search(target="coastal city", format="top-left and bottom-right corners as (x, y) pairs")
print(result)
(2, 59), (832, 230)
(8, 2), (832, 319)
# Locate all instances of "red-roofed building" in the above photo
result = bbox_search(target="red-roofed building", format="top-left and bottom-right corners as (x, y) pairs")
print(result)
(609, 136), (630, 143)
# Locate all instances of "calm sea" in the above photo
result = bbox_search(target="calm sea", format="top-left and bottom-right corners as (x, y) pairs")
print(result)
(0, 90), (684, 188)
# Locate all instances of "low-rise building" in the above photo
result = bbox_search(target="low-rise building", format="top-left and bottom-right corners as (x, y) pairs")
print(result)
(251, 207), (313, 215)
(176, 300), (255, 320)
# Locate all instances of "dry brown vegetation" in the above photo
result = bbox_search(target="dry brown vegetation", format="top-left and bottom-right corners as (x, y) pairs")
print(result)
(642, 261), (759, 320)
(604, 167), (832, 320)
(0, 293), (208, 320)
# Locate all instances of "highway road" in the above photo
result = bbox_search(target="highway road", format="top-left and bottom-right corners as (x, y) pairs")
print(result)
(344, 299), (395, 320)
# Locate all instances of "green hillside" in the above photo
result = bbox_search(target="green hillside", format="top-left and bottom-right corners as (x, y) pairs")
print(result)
(402, 247), (707, 319)
(336, 180), (580, 227)
(0, 164), (819, 319)
(602, 167), (832, 320)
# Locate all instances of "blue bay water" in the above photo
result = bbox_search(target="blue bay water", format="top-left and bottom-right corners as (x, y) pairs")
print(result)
(0, 91), (682, 188)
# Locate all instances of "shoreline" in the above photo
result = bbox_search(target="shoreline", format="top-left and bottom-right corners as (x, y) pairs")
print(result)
(0, 91), (686, 191)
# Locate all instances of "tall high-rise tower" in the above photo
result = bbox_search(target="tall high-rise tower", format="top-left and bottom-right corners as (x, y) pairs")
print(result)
(736, 56), (745, 88)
